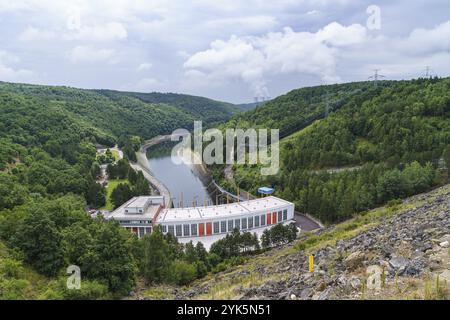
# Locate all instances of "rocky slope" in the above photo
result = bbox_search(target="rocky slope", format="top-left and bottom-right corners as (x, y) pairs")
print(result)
(168, 184), (449, 300)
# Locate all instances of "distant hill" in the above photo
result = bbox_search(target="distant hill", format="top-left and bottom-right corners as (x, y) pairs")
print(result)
(0, 82), (242, 142)
(95, 90), (242, 125)
(236, 101), (265, 111)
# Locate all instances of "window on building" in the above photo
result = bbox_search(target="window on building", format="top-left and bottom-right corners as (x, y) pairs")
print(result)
(176, 225), (182, 237)
(254, 216), (260, 227)
(145, 227), (151, 234)
(283, 209), (287, 221)
(213, 222), (220, 234)
(183, 224), (190, 237)
(161, 225), (167, 233)
(235, 219), (241, 230)
(248, 217), (253, 228)
(241, 218), (247, 229)
(261, 215), (266, 226)
(221, 220), (227, 233)
(139, 210), (143, 213)
(168, 225), (174, 235)
(228, 220), (234, 231)
(191, 224), (198, 236)
(139, 228), (145, 238)
(278, 211), (282, 222)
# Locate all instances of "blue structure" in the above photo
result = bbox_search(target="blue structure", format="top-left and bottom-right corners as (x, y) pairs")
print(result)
(258, 187), (274, 195)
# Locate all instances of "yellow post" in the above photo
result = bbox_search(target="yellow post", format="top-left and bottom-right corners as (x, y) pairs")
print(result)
(309, 255), (314, 273)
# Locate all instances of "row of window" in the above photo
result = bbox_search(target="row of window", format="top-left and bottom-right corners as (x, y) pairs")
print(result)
(125, 227), (152, 238)
(161, 209), (288, 237)
(119, 220), (151, 224)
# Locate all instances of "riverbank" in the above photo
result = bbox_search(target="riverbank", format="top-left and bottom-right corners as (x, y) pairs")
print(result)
(133, 135), (172, 208)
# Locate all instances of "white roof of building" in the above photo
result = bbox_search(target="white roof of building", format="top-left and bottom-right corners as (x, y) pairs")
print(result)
(156, 196), (293, 223)
(108, 196), (161, 220)
(127, 197), (149, 208)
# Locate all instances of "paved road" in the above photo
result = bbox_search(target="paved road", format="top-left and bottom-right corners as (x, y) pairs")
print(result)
(294, 212), (322, 231)
(133, 136), (173, 208)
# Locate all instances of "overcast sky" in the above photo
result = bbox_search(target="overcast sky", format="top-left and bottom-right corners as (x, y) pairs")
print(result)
(0, 0), (449, 103)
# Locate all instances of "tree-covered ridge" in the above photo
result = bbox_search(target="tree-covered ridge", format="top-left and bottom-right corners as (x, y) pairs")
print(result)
(0, 82), (241, 141)
(96, 90), (242, 124)
(225, 81), (383, 138)
(219, 78), (450, 224)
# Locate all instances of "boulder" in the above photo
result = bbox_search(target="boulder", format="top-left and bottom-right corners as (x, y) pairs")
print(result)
(344, 251), (366, 270)
(439, 241), (449, 248)
(389, 256), (410, 275)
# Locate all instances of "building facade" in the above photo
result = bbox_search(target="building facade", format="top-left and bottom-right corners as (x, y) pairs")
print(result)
(108, 195), (295, 239)
(106, 195), (164, 238)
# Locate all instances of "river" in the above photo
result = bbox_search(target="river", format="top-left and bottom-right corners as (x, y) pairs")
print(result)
(146, 143), (213, 208)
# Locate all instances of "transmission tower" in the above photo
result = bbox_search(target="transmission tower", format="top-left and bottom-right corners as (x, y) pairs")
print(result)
(422, 66), (434, 78)
(368, 69), (386, 84)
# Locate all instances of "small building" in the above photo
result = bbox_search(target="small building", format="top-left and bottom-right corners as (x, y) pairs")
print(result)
(258, 186), (274, 195)
(106, 196), (164, 238)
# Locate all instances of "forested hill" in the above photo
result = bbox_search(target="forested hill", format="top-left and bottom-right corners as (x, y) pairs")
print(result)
(0, 81), (243, 299)
(218, 77), (450, 224)
(95, 90), (241, 125)
(0, 82), (240, 141)
(225, 81), (379, 138)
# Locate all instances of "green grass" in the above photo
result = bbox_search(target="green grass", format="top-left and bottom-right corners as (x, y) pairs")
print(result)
(110, 149), (120, 161)
(100, 179), (129, 211)
(293, 203), (413, 253)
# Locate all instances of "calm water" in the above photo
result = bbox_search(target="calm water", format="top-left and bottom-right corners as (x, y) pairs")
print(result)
(147, 149), (212, 208)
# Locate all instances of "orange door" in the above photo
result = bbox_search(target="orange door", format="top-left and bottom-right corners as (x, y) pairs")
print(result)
(267, 213), (271, 225)
(272, 212), (277, 224)
(206, 222), (212, 235)
(199, 223), (205, 236)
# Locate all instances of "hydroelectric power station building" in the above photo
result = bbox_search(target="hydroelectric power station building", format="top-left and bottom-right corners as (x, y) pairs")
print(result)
(108, 195), (295, 239)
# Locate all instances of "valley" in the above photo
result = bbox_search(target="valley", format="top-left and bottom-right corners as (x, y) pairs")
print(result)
(0, 78), (448, 300)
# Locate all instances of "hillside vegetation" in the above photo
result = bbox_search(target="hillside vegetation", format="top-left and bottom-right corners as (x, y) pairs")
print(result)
(215, 78), (450, 224)
(0, 81), (241, 299)
(0, 82), (240, 142)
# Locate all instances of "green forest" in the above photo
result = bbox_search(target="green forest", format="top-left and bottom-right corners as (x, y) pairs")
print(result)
(0, 78), (448, 299)
(0, 81), (244, 299)
(213, 78), (450, 224)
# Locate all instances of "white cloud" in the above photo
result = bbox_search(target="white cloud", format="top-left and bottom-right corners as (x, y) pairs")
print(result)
(1, 0), (450, 102)
(65, 22), (127, 41)
(184, 19), (450, 96)
(19, 26), (56, 41)
(68, 46), (117, 64)
(133, 77), (166, 92)
(184, 22), (368, 95)
(205, 15), (278, 33)
(398, 20), (450, 56)
(0, 50), (36, 82)
(137, 62), (152, 71)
